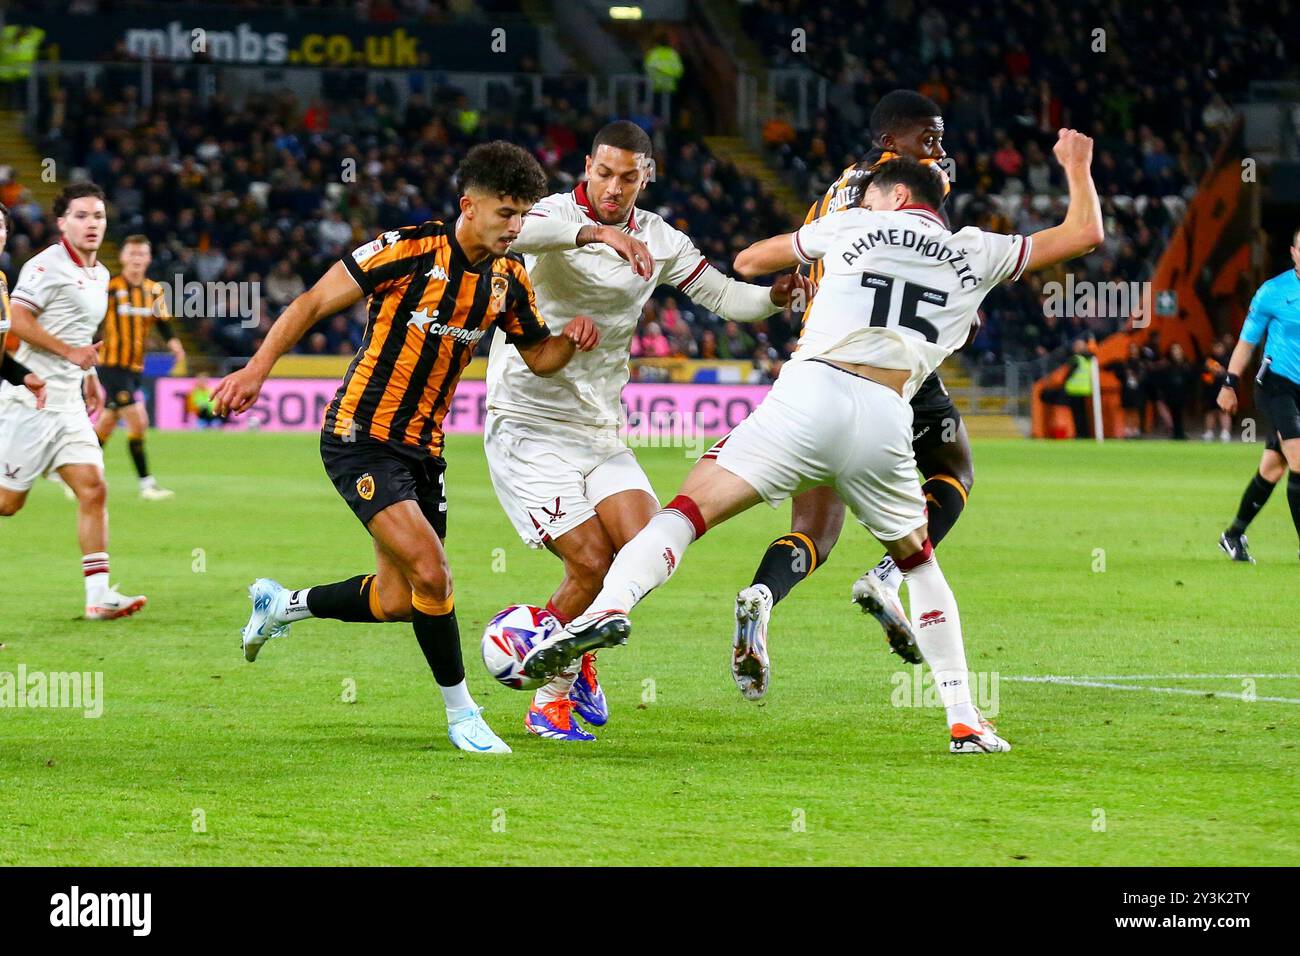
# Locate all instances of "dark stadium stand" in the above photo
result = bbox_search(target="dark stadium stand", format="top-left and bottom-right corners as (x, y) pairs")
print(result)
(3, 74), (792, 365)
(742, 0), (1293, 364)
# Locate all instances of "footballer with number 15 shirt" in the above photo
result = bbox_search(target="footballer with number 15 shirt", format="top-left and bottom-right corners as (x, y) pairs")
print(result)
(211, 142), (599, 755)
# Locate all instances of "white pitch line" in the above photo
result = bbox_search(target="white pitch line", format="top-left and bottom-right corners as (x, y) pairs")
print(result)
(1009, 674), (1300, 681)
(1004, 675), (1300, 705)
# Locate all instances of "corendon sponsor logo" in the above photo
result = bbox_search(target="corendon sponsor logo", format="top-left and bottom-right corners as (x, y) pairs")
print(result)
(407, 308), (486, 344)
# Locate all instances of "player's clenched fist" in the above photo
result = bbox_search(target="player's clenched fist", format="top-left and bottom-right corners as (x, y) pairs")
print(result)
(770, 272), (816, 311)
(1053, 128), (1094, 170)
(562, 315), (600, 352)
(1217, 384), (1238, 415)
(212, 365), (267, 416)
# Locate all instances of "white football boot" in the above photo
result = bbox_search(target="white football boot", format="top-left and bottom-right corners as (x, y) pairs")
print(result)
(447, 706), (512, 754)
(732, 585), (773, 700)
(140, 479), (175, 501)
(521, 609), (630, 680)
(851, 569), (922, 664)
(85, 586), (147, 620)
(949, 711), (1012, 754)
(241, 577), (292, 662)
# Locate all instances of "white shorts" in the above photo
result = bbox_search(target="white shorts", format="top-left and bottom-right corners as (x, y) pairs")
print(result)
(484, 411), (659, 548)
(0, 399), (104, 492)
(705, 359), (926, 541)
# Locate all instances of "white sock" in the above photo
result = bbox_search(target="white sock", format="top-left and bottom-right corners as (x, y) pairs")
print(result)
(439, 679), (475, 715)
(139, 475), (157, 490)
(83, 552), (110, 603)
(871, 554), (905, 592)
(278, 587), (314, 623)
(902, 553), (980, 729)
(581, 506), (698, 618)
(533, 666), (579, 705)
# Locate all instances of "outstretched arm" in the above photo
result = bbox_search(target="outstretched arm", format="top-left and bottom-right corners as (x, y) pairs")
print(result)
(212, 260), (363, 415)
(684, 264), (814, 322)
(1023, 129), (1104, 272)
(733, 233), (802, 279)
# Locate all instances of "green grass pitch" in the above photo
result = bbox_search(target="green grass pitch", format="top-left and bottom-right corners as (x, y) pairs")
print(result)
(2, 430), (1297, 866)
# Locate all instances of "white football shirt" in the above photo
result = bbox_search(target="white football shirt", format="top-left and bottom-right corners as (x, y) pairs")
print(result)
(3, 239), (111, 408)
(486, 185), (711, 428)
(790, 205), (1030, 399)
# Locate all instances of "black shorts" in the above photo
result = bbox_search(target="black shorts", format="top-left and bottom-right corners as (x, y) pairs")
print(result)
(910, 371), (963, 452)
(1259, 369), (1300, 443)
(319, 432), (448, 537)
(99, 366), (143, 410)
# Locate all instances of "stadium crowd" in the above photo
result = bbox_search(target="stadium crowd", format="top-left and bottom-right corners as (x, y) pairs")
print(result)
(2, 73), (793, 375)
(746, 0), (1287, 365)
(0, 0), (1286, 384)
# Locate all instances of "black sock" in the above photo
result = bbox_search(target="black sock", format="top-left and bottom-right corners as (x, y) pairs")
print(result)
(412, 608), (465, 687)
(305, 574), (380, 622)
(127, 437), (150, 480)
(751, 533), (818, 605)
(922, 476), (969, 547)
(1228, 471), (1278, 536)
(1288, 473), (1300, 545)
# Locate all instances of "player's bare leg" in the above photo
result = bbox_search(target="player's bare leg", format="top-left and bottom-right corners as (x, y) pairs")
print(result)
(242, 519), (418, 660)
(543, 515), (620, 621)
(528, 489), (657, 739)
(368, 502), (508, 752)
(524, 516), (617, 741)
(93, 406), (119, 444)
(60, 462), (146, 620)
(244, 500), (506, 752)
(1220, 445), (1286, 562)
(1282, 437), (1300, 557)
(0, 486), (29, 518)
(523, 459), (762, 679)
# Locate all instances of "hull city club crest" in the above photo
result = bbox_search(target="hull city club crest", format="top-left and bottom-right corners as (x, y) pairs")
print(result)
(356, 473), (375, 501)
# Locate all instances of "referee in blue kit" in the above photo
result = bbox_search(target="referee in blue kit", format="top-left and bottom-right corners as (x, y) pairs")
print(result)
(1218, 227), (1300, 562)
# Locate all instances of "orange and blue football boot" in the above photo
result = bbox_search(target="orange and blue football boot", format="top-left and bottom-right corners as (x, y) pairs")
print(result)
(571, 652), (608, 726)
(525, 698), (595, 742)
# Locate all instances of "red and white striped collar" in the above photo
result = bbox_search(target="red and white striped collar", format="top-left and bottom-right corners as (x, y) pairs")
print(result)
(897, 204), (945, 227)
(61, 236), (86, 266)
(574, 181), (638, 231)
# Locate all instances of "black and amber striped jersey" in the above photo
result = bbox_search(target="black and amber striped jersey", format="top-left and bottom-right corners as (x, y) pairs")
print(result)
(325, 221), (550, 456)
(0, 273), (10, 357)
(102, 275), (174, 372)
(801, 149), (951, 284)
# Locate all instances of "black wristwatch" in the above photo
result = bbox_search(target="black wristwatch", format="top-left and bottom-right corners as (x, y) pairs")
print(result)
(1222, 372), (1239, 389)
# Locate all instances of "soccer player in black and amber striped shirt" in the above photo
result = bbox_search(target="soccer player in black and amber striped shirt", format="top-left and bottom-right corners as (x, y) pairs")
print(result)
(94, 235), (186, 500)
(0, 201), (47, 404)
(212, 141), (599, 754)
